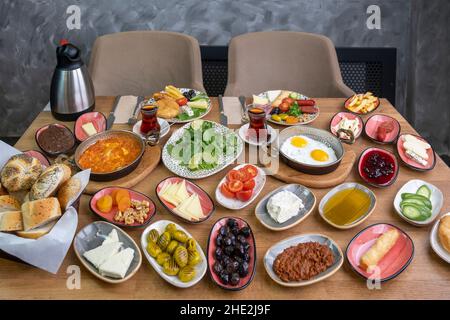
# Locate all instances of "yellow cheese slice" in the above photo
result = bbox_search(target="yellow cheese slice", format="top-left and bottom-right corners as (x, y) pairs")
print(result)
(176, 194), (195, 213)
(158, 180), (171, 196)
(174, 180), (190, 203)
(185, 194), (204, 219)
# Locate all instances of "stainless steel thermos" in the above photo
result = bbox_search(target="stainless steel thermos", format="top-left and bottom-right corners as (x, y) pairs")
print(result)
(50, 41), (95, 121)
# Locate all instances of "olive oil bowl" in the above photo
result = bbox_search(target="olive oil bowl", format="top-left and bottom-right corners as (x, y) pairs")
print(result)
(318, 183), (377, 230)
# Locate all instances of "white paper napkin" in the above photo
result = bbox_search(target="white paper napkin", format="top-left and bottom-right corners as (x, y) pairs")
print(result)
(0, 140), (91, 273)
(222, 97), (244, 125)
(114, 96), (139, 124)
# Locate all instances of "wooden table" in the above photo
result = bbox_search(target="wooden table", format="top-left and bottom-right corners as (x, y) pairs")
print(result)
(2, 97), (449, 300)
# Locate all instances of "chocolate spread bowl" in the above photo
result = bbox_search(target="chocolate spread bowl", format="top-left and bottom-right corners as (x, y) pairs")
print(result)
(275, 126), (344, 175)
(35, 123), (76, 157)
(74, 130), (145, 181)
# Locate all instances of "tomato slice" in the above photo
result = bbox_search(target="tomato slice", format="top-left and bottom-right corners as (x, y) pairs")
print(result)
(236, 189), (253, 202)
(227, 180), (243, 193)
(220, 183), (235, 199)
(243, 179), (255, 191)
(242, 165), (258, 178)
(226, 170), (242, 182)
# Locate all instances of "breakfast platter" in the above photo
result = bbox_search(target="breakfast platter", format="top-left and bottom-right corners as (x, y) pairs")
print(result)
(1, 95), (450, 300)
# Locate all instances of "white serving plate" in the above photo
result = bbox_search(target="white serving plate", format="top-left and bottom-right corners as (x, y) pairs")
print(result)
(140, 220), (207, 288)
(238, 123), (277, 146)
(162, 121), (244, 179)
(393, 179), (443, 226)
(430, 212), (450, 264)
(215, 164), (266, 210)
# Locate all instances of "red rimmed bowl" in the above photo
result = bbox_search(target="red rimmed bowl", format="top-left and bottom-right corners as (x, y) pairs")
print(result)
(396, 133), (436, 171)
(346, 223), (414, 282)
(358, 147), (399, 188)
(23, 150), (51, 167)
(344, 95), (381, 115)
(155, 177), (215, 224)
(89, 187), (156, 228)
(74, 112), (107, 142)
(329, 111), (364, 144)
(364, 114), (400, 144)
(207, 217), (256, 291)
(35, 123), (76, 157)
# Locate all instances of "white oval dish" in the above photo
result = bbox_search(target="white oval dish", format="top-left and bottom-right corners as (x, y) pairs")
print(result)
(430, 213), (450, 263)
(132, 118), (170, 139)
(238, 123), (277, 146)
(215, 164), (266, 210)
(393, 179), (443, 226)
(319, 182), (377, 230)
(255, 184), (316, 231)
(140, 220), (207, 288)
(263, 233), (343, 287)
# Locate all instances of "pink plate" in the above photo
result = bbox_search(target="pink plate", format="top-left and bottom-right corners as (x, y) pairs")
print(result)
(74, 112), (107, 142)
(89, 187), (156, 228)
(155, 177), (215, 223)
(207, 217), (256, 290)
(23, 150), (51, 167)
(396, 133), (436, 171)
(329, 112), (364, 142)
(364, 114), (400, 144)
(346, 223), (414, 282)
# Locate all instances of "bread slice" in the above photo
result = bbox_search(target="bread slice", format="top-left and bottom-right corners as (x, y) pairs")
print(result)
(16, 220), (57, 239)
(438, 216), (450, 253)
(21, 197), (61, 231)
(29, 164), (71, 201)
(57, 177), (81, 210)
(0, 211), (23, 232)
(0, 195), (21, 213)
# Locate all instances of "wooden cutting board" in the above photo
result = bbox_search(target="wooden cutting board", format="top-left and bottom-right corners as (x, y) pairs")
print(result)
(267, 149), (356, 189)
(84, 145), (161, 195)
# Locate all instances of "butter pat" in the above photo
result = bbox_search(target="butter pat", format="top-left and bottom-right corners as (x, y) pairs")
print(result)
(82, 122), (97, 136)
(266, 190), (304, 224)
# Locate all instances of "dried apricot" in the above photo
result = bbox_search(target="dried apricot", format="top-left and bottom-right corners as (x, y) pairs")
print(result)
(115, 189), (130, 204)
(97, 195), (113, 213)
(117, 195), (131, 212)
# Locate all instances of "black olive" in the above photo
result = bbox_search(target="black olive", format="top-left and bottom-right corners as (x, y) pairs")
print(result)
(270, 107), (280, 115)
(234, 256), (243, 264)
(224, 245), (234, 256)
(238, 261), (249, 277)
(237, 235), (246, 244)
(215, 247), (223, 260)
(223, 237), (232, 246)
(231, 227), (240, 235)
(219, 226), (228, 236)
(235, 243), (245, 257)
(243, 252), (250, 262)
(221, 255), (231, 266)
(219, 270), (229, 284)
(226, 260), (239, 273)
(227, 219), (238, 228)
(243, 242), (250, 252)
(230, 273), (240, 286)
(216, 235), (223, 246)
(239, 227), (251, 238)
(213, 261), (223, 274)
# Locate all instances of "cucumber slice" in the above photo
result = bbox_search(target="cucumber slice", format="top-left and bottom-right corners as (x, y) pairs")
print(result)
(400, 203), (431, 221)
(400, 193), (432, 209)
(400, 198), (430, 209)
(416, 185), (431, 199)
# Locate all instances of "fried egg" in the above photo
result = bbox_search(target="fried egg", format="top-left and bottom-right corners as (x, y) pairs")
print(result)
(281, 135), (337, 165)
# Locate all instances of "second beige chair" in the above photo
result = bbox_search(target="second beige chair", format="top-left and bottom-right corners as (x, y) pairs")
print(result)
(225, 31), (354, 98)
(89, 31), (205, 96)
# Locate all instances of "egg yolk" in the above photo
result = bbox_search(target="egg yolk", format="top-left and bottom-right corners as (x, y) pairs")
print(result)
(311, 149), (329, 162)
(291, 136), (308, 148)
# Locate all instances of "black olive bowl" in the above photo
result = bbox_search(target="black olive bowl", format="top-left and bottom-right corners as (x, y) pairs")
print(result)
(74, 130), (145, 181)
(206, 217), (256, 291)
(275, 126), (345, 175)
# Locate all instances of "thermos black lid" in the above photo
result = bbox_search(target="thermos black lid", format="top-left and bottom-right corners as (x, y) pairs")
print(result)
(56, 40), (84, 70)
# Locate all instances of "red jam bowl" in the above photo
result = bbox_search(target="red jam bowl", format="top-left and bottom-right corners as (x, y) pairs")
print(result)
(358, 147), (399, 188)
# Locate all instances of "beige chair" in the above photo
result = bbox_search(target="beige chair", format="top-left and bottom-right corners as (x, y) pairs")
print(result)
(225, 31), (354, 98)
(89, 31), (205, 96)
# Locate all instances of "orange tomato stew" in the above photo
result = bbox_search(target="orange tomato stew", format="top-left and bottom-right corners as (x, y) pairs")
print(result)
(78, 137), (141, 173)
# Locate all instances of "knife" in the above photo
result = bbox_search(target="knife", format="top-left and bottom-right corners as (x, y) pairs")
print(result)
(239, 95), (249, 123)
(106, 96), (121, 130)
(218, 95), (228, 126)
(128, 96), (145, 125)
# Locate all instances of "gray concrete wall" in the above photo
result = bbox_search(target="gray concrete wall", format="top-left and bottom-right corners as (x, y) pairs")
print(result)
(0, 0), (447, 155)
